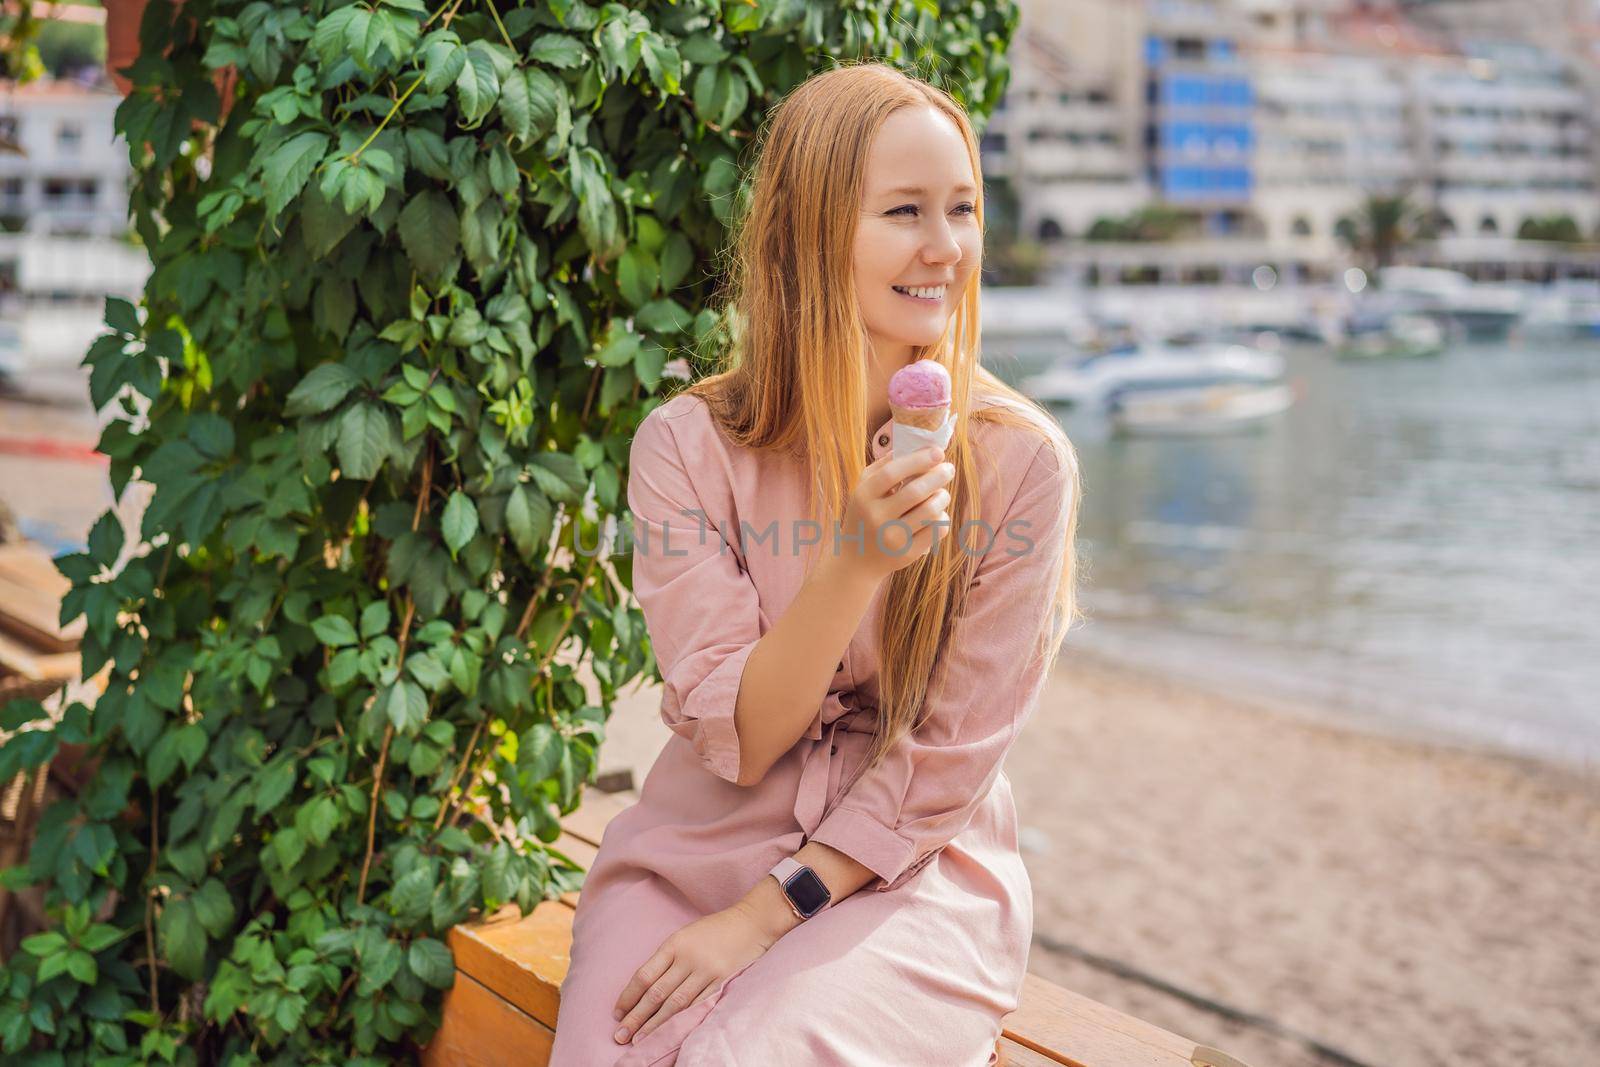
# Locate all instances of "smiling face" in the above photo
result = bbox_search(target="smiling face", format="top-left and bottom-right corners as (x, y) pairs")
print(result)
(853, 104), (983, 375)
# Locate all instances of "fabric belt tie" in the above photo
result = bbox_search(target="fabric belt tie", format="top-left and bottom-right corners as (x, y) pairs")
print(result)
(793, 690), (872, 838)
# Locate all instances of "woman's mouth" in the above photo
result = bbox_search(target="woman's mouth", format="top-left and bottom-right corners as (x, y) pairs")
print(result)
(891, 284), (946, 303)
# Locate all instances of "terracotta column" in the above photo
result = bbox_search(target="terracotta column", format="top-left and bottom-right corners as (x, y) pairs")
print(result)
(101, 0), (237, 122)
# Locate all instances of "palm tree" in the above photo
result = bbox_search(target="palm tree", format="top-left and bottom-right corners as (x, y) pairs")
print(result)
(1335, 190), (1422, 272)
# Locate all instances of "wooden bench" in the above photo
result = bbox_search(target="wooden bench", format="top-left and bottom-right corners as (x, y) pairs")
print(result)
(423, 788), (1249, 1067)
(0, 538), (107, 956)
(0, 540), (88, 702)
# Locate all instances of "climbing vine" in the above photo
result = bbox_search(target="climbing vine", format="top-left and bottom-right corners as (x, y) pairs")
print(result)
(0, 0), (1017, 1061)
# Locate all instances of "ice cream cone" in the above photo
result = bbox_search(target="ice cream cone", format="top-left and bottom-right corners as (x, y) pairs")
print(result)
(890, 402), (949, 431)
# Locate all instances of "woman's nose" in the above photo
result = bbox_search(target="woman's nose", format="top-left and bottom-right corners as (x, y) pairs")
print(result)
(922, 223), (961, 264)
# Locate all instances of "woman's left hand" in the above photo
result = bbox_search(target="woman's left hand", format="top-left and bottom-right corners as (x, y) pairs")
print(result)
(612, 898), (786, 1045)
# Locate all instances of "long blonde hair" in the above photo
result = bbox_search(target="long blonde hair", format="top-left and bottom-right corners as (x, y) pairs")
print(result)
(684, 61), (1082, 776)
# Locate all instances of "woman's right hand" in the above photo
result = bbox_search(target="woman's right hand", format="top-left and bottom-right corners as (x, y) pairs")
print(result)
(830, 446), (955, 583)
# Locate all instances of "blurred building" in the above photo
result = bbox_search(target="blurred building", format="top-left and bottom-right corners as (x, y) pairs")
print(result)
(1142, 0), (1257, 233)
(0, 77), (144, 387)
(1250, 50), (1417, 256)
(981, 0), (1149, 240)
(1407, 40), (1597, 240)
(0, 78), (130, 239)
(991, 0), (1600, 283)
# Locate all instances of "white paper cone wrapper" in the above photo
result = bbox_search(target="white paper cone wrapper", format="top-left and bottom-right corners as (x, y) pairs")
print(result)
(891, 410), (957, 458)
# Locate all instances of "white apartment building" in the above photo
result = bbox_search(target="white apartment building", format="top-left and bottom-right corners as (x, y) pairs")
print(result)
(1249, 50), (1419, 257)
(0, 77), (132, 239)
(1406, 41), (1598, 240)
(980, 0), (1150, 243)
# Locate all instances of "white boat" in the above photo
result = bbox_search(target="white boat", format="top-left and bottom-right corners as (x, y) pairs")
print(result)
(1108, 381), (1296, 435)
(1371, 266), (1524, 341)
(1021, 341), (1286, 408)
(1336, 310), (1445, 360)
(978, 286), (1102, 382)
(1516, 280), (1600, 341)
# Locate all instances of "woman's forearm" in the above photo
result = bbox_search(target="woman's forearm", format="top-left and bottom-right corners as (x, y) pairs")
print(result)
(735, 839), (878, 940)
(730, 555), (880, 787)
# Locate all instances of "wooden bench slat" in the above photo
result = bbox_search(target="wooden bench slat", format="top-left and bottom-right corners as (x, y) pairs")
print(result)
(1003, 972), (1196, 1066)
(558, 788), (633, 847)
(447, 898), (572, 1028)
(0, 545), (83, 652)
(999, 1035), (1079, 1066)
(421, 971), (554, 1067)
(0, 629), (79, 683)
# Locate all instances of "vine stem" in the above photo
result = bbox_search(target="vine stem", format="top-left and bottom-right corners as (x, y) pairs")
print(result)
(411, 441), (434, 531)
(436, 550), (601, 832)
(356, 723), (392, 906)
(144, 785), (160, 1016)
(357, 596), (417, 904)
(483, 0), (520, 59)
(348, 73), (425, 164)
(357, 445), (433, 904)
(421, 0), (464, 30)
(431, 717), (485, 831)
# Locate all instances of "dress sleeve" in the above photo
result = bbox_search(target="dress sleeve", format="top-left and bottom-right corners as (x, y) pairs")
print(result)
(806, 437), (1076, 892)
(625, 406), (764, 786)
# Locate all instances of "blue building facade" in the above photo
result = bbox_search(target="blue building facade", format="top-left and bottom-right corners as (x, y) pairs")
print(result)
(1144, 30), (1255, 229)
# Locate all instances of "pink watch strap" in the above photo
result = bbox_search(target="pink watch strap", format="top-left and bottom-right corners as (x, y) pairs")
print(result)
(769, 856), (803, 883)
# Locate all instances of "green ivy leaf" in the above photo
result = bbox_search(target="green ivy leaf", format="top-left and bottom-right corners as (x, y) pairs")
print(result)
(421, 30), (466, 93)
(104, 295), (141, 336)
(158, 897), (206, 980)
(254, 757), (299, 813)
(65, 950), (97, 985)
(406, 651), (450, 692)
(85, 511), (125, 569)
(455, 42), (502, 125)
(312, 614), (359, 648)
(262, 131), (330, 218)
(527, 34), (587, 69)
(616, 247), (657, 309)
(272, 826), (306, 870)
(21, 931), (66, 957)
(408, 938), (455, 988)
(636, 298), (692, 334)
(389, 865), (434, 924)
(337, 403), (396, 480)
(385, 679), (428, 734)
(398, 190), (460, 284)
(505, 484), (552, 561)
(285, 363), (362, 417)
(441, 491), (478, 556)
(497, 68), (534, 143)
(481, 841), (514, 904)
(305, 795), (341, 845)
(191, 879), (236, 938)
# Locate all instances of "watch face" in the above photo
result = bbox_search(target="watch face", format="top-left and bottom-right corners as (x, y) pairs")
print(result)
(783, 867), (831, 918)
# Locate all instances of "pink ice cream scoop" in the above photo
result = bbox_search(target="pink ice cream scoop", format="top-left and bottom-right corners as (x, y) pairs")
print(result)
(888, 360), (951, 409)
(887, 360), (952, 432)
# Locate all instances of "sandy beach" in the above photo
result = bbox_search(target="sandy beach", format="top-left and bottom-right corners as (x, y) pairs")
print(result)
(1005, 652), (1600, 1067)
(597, 648), (1600, 1067)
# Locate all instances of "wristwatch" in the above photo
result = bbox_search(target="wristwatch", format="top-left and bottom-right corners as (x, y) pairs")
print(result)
(768, 856), (831, 920)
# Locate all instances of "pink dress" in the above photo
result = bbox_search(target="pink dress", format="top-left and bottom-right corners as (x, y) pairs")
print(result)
(549, 390), (1073, 1066)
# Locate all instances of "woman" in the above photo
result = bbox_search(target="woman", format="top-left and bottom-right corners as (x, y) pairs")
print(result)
(549, 62), (1081, 1066)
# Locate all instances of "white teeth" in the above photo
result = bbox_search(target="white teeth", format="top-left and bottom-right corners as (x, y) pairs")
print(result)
(894, 285), (946, 301)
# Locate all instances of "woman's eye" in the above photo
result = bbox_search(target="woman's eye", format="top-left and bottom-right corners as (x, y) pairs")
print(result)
(888, 203), (976, 217)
